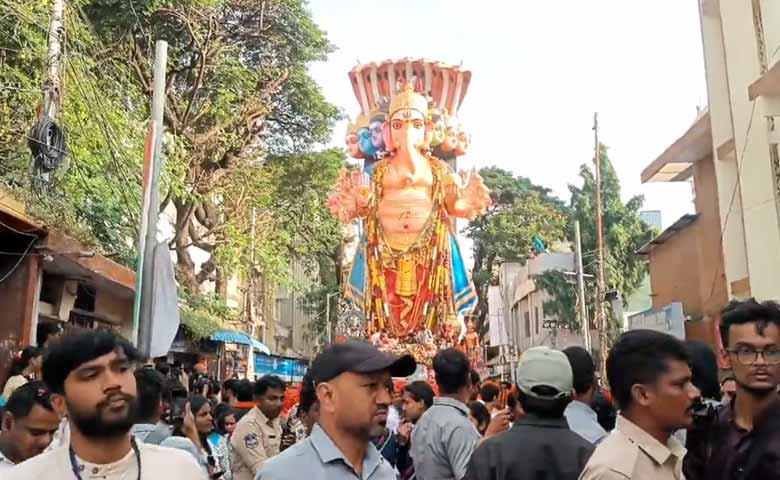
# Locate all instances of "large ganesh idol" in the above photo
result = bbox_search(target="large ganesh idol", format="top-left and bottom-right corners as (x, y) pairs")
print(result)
(328, 60), (489, 363)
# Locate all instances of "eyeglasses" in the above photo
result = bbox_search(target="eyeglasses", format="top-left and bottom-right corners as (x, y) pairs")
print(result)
(726, 347), (780, 365)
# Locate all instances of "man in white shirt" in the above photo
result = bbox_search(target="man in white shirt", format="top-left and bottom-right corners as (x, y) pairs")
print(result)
(6, 330), (206, 480)
(562, 346), (608, 444)
(0, 381), (60, 470)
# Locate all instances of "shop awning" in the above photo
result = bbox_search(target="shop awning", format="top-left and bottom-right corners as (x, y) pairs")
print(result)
(210, 330), (252, 346)
(210, 330), (271, 354)
(251, 338), (271, 355)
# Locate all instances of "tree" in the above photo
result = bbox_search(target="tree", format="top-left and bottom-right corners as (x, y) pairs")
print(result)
(0, 0), (344, 338)
(466, 167), (569, 333)
(0, 1), (147, 266)
(564, 144), (655, 336)
(81, 0), (341, 291)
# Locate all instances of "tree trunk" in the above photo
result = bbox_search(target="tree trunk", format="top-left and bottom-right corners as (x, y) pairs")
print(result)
(174, 197), (199, 292)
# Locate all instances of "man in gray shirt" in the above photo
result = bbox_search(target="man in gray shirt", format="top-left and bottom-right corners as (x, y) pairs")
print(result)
(562, 346), (607, 444)
(257, 340), (416, 479)
(411, 348), (482, 480)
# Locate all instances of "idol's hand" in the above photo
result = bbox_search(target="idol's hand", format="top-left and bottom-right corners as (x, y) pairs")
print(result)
(449, 169), (491, 220)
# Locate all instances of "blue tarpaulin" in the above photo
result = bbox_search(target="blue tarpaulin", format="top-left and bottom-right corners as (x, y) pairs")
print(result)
(255, 354), (308, 382)
(251, 338), (271, 355)
(210, 330), (271, 354)
(210, 330), (252, 346)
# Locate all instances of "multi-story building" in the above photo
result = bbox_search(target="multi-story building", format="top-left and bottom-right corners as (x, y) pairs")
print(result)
(639, 1), (780, 345)
(497, 252), (585, 354)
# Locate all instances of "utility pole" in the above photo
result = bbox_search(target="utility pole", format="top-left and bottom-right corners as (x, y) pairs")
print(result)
(593, 112), (608, 379)
(133, 41), (168, 354)
(574, 220), (591, 352)
(324, 292), (339, 345)
(43, 0), (64, 118)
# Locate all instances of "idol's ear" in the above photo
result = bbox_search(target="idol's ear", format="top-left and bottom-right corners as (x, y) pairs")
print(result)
(382, 121), (394, 152)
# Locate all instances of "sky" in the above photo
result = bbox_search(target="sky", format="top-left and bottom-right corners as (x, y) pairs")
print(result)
(306, 0), (708, 230)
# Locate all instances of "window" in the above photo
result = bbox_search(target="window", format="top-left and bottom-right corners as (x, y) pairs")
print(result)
(524, 311), (531, 337)
(535, 306), (540, 334)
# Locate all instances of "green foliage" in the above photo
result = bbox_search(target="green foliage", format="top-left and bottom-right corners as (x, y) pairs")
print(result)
(568, 145), (654, 307)
(0, 1), (145, 265)
(534, 269), (584, 331)
(532, 145), (655, 338)
(466, 167), (569, 332)
(179, 290), (234, 339)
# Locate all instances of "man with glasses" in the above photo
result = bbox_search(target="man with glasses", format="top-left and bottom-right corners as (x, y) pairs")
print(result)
(0, 381), (60, 469)
(685, 299), (780, 480)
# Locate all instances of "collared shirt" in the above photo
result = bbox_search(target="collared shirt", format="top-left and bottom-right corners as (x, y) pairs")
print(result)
(579, 415), (686, 480)
(231, 406), (282, 480)
(5, 441), (207, 479)
(132, 422), (174, 444)
(256, 424), (395, 480)
(565, 400), (608, 445)
(0, 446), (14, 471)
(684, 397), (780, 480)
(411, 396), (482, 480)
(465, 414), (595, 480)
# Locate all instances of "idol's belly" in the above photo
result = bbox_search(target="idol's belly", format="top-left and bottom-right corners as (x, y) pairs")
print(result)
(377, 188), (433, 248)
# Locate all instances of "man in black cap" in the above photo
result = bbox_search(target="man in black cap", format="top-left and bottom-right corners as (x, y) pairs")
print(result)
(256, 340), (416, 480)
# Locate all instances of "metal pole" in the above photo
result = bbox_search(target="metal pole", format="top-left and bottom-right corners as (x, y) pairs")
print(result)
(593, 112), (608, 378)
(133, 41), (168, 353)
(325, 294), (332, 344)
(574, 221), (591, 352)
(43, 0), (64, 118)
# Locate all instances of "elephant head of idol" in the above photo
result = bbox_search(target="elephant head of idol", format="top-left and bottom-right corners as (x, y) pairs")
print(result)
(385, 84), (429, 156)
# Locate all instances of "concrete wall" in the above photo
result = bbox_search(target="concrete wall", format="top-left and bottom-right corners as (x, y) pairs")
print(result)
(692, 157), (729, 316)
(93, 290), (134, 337)
(501, 253), (583, 352)
(648, 224), (702, 316)
(0, 256), (38, 391)
(699, 0), (780, 300)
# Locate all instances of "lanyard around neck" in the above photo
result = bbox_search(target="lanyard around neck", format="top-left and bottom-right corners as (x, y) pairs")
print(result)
(69, 437), (142, 480)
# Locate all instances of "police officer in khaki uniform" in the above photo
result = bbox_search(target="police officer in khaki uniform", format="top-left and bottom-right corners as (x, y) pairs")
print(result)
(230, 375), (286, 480)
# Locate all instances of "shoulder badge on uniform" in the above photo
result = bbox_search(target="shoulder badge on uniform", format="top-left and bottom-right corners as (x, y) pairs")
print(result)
(244, 433), (259, 449)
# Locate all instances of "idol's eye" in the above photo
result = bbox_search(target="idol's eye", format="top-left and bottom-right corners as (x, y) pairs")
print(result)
(392, 120), (402, 130)
(413, 120), (423, 129)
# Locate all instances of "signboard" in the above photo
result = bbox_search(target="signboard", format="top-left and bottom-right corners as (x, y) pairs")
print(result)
(254, 354), (308, 382)
(627, 302), (685, 340)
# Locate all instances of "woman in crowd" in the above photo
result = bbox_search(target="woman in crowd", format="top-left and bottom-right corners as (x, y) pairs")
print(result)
(468, 401), (491, 436)
(208, 403), (236, 480)
(163, 395), (220, 477)
(1, 347), (42, 402)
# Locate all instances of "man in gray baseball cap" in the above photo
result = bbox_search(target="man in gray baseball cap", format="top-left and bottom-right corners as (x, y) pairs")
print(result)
(465, 346), (594, 480)
(257, 340), (416, 480)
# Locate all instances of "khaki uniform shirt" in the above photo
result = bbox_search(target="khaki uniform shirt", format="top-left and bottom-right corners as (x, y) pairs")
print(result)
(579, 415), (686, 480)
(230, 406), (281, 480)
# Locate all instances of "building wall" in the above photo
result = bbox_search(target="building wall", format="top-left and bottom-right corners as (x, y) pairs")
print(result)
(0, 256), (38, 390)
(699, 0), (780, 300)
(93, 290), (134, 337)
(501, 253), (584, 353)
(648, 224), (702, 317)
(692, 157), (729, 317)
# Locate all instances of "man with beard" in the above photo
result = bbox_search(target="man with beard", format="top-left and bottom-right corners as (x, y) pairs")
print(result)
(257, 340), (416, 479)
(5, 330), (206, 479)
(685, 299), (780, 479)
(0, 381), (60, 470)
(230, 375), (285, 480)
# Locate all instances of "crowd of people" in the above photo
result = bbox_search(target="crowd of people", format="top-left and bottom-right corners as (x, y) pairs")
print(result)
(0, 297), (779, 479)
